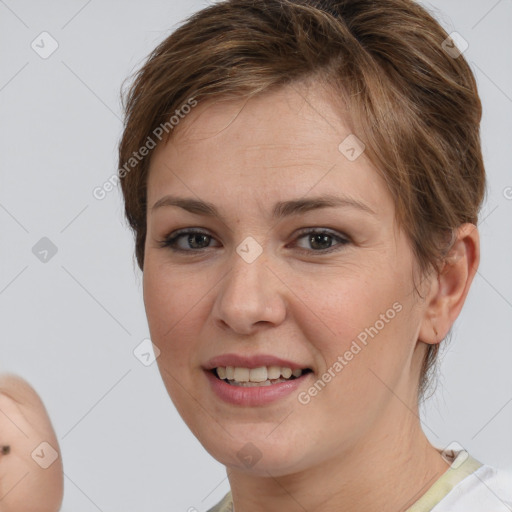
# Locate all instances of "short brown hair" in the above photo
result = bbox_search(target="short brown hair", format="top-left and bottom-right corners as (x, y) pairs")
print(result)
(118, 0), (486, 400)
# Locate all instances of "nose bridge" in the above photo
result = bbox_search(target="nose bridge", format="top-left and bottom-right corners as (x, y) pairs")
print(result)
(213, 240), (286, 333)
(227, 251), (262, 297)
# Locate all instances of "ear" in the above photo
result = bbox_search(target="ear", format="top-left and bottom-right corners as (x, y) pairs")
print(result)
(417, 223), (480, 345)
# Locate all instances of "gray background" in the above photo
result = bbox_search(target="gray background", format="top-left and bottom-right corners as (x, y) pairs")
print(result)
(0, 0), (511, 510)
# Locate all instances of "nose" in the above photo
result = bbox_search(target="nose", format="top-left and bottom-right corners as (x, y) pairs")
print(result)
(211, 247), (287, 335)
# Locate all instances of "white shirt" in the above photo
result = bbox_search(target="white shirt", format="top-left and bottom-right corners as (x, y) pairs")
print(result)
(430, 459), (512, 511)
(207, 450), (512, 512)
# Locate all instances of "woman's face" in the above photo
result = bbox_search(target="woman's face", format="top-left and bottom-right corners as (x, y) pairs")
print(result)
(143, 82), (432, 475)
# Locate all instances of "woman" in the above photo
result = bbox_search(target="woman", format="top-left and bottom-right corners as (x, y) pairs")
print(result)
(118, 0), (512, 510)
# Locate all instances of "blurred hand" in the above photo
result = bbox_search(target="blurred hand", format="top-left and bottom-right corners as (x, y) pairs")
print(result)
(0, 374), (63, 512)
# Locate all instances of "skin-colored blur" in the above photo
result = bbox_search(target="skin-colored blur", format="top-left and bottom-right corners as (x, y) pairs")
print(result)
(0, 374), (63, 512)
(143, 81), (479, 511)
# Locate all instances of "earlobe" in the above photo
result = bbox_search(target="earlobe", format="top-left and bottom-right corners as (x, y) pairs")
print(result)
(418, 223), (480, 345)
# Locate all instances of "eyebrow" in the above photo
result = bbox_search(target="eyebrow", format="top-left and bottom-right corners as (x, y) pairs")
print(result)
(151, 194), (376, 219)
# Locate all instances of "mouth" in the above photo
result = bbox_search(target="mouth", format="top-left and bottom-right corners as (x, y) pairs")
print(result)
(210, 366), (313, 387)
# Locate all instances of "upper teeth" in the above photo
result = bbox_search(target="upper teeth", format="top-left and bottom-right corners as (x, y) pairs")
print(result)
(216, 366), (303, 382)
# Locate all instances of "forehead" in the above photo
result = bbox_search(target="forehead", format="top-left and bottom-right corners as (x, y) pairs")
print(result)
(147, 82), (392, 218)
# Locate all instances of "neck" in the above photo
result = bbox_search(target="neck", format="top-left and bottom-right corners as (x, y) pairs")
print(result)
(226, 399), (448, 512)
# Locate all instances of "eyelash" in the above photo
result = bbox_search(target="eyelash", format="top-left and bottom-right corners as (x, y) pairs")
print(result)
(158, 228), (350, 255)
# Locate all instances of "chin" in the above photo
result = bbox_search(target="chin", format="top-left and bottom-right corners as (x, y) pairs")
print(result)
(198, 428), (313, 476)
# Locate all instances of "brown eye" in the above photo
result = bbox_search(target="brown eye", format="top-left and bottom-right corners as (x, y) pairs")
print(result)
(292, 229), (350, 253)
(159, 229), (219, 252)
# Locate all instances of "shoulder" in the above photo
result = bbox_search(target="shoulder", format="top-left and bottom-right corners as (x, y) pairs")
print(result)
(432, 464), (512, 512)
(206, 491), (233, 512)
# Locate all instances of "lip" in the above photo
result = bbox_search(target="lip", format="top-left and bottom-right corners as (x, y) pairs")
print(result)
(204, 368), (312, 406)
(203, 353), (310, 371)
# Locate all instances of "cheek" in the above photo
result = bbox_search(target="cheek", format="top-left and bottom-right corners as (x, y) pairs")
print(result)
(143, 258), (211, 367)
(143, 260), (212, 421)
(295, 268), (407, 350)
(294, 270), (417, 414)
